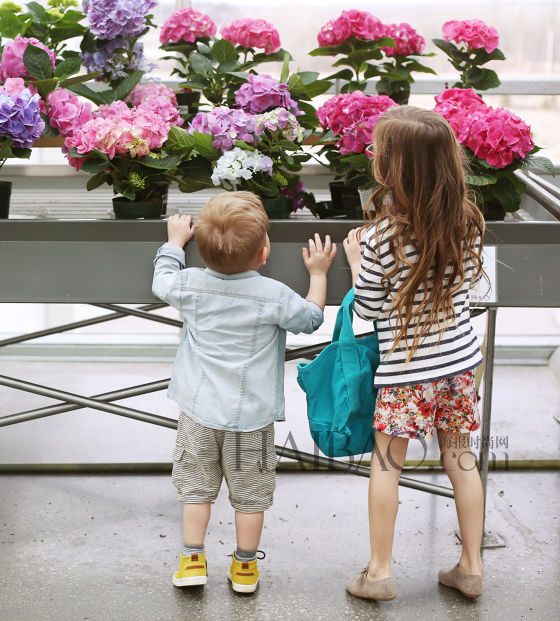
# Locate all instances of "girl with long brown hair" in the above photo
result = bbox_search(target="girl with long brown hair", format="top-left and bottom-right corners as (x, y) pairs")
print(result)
(343, 105), (487, 601)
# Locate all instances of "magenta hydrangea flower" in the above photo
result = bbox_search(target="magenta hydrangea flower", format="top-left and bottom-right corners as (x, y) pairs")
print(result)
(280, 180), (306, 211)
(235, 74), (300, 115)
(434, 88), (534, 168)
(0, 35), (56, 81)
(317, 10), (384, 47)
(382, 22), (425, 56)
(160, 7), (217, 44)
(442, 19), (499, 54)
(189, 106), (256, 152)
(221, 18), (281, 55)
(46, 89), (93, 139)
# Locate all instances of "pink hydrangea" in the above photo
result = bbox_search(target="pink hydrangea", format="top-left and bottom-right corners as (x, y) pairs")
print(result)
(317, 91), (397, 136)
(317, 9), (384, 47)
(160, 7), (217, 44)
(2, 77), (27, 97)
(434, 89), (534, 168)
(137, 95), (183, 128)
(97, 100), (133, 121)
(126, 82), (184, 126)
(235, 74), (300, 115)
(382, 22), (425, 56)
(221, 18), (281, 55)
(442, 19), (499, 53)
(46, 89), (93, 139)
(0, 35), (56, 81)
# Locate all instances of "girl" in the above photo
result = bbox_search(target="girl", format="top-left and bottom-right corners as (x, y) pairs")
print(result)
(343, 105), (487, 601)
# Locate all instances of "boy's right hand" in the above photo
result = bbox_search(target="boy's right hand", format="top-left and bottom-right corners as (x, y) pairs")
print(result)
(167, 214), (194, 248)
(302, 234), (337, 275)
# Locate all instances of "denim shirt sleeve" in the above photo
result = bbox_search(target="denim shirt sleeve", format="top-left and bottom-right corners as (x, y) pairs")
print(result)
(278, 285), (324, 334)
(152, 243), (186, 311)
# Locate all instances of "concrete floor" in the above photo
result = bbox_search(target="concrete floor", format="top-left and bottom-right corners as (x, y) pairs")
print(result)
(1, 361), (559, 620)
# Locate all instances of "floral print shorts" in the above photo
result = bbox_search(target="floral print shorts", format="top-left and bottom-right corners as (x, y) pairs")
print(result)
(373, 370), (480, 439)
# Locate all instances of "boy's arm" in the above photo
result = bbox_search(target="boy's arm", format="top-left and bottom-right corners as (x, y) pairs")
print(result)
(152, 215), (195, 310)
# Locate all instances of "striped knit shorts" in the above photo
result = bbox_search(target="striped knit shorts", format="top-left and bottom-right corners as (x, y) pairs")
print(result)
(171, 413), (276, 512)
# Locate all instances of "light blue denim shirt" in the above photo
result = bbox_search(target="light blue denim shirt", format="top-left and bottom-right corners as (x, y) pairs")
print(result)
(152, 243), (324, 431)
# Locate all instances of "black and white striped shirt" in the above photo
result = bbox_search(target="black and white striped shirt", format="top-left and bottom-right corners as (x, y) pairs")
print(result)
(354, 219), (482, 388)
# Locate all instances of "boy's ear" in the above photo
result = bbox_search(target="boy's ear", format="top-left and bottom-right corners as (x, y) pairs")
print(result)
(259, 242), (270, 265)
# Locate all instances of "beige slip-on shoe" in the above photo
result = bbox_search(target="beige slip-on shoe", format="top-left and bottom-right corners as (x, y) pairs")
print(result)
(438, 564), (483, 598)
(346, 567), (397, 601)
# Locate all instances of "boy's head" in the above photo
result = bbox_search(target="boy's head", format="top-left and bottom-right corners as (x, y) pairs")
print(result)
(194, 191), (270, 274)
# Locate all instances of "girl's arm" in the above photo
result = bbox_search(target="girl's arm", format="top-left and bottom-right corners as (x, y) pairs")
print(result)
(344, 228), (387, 321)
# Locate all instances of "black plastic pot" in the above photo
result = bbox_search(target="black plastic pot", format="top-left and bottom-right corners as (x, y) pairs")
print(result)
(112, 196), (164, 220)
(262, 196), (291, 219)
(329, 182), (362, 219)
(0, 180), (12, 219)
(176, 91), (201, 119)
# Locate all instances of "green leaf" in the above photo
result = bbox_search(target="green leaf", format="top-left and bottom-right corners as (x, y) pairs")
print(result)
(67, 82), (110, 106)
(466, 67), (500, 91)
(432, 38), (469, 63)
(26, 1), (52, 23)
(138, 154), (182, 170)
(32, 78), (58, 98)
(303, 78), (332, 99)
(23, 44), (54, 80)
(325, 68), (354, 81)
(224, 71), (250, 80)
(189, 51), (214, 76)
(81, 159), (109, 174)
(309, 42), (352, 57)
(110, 70), (144, 103)
(54, 56), (81, 78)
(59, 10), (86, 23)
(50, 23), (86, 44)
(179, 76), (210, 89)
(166, 126), (195, 154)
(86, 171), (107, 191)
(520, 156), (555, 176)
(280, 52), (290, 83)
(216, 60), (239, 74)
(402, 59), (437, 75)
(61, 71), (100, 88)
(39, 113), (58, 138)
(364, 64), (382, 79)
(465, 173), (498, 186)
(177, 157), (214, 193)
(0, 10), (26, 39)
(192, 132), (221, 160)
(472, 46), (506, 65)
(277, 139), (300, 151)
(211, 38), (238, 63)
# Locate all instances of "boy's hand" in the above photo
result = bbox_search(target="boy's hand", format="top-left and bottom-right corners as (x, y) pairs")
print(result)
(343, 228), (363, 268)
(167, 214), (194, 248)
(302, 234), (337, 276)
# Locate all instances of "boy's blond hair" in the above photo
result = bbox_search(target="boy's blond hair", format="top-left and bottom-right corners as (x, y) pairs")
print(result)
(194, 191), (269, 274)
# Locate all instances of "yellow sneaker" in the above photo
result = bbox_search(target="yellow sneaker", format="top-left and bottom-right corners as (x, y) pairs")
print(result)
(172, 552), (208, 587)
(227, 552), (260, 593)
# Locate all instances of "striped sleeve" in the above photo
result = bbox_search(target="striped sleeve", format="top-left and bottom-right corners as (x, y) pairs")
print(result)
(353, 237), (387, 321)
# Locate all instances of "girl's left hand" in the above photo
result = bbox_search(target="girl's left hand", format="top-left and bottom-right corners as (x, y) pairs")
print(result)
(343, 228), (363, 267)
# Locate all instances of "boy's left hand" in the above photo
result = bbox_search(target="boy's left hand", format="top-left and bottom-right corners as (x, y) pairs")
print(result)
(167, 214), (194, 248)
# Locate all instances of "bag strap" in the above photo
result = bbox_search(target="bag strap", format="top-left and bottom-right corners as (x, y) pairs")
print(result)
(332, 289), (357, 344)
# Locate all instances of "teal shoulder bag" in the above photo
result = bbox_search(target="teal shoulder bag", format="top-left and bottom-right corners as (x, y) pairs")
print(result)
(296, 289), (380, 457)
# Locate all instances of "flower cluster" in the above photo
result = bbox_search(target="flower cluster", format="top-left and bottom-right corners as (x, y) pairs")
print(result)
(221, 18), (281, 55)
(382, 22), (425, 57)
(0, 78), (45, 148)
(255, 108), (303, 142)
(81, 39), (154, 81)
(317, 9), (384, 47)
(190, 107), (256, 152)
(82, 0), (157, 40)
(211, 146), (273, 188)
(0, 35), (56, 81)
(442, 19), (499, 54)
(160, 6), (216, 44)
(317, 91), (398, 153)
(126, 82), (183, 126)
(235, 74), (299, 115)
(46, 88), (93, 138)
(280, 180), (306, 211)
(435, 88), (534, 168)
(65, 99), (172, 160)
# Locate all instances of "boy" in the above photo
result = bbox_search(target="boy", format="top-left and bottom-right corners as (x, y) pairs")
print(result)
(152, 191), (336, 593)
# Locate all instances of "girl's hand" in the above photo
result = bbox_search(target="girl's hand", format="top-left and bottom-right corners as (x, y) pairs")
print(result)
(343, 228), (363, 268)
(302, 234), (337, 276)
(167, 214), (194, 248)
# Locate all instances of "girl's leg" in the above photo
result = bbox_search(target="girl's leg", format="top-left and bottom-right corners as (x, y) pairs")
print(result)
(235, 510), (264, 551)
(368, 432), (409, 580)
(183, 502), (211, 546)
(437, 430), (483, 575)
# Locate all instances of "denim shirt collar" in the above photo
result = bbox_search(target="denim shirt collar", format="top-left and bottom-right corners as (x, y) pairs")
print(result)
(204, 267), (259, 280)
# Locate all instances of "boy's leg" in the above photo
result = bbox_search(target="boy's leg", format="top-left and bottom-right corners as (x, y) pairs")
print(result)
(437, 429), (483, 575)
(183, 502), (212, 549)
(235, 510), (264, 553)
(368, 431), (408, 580)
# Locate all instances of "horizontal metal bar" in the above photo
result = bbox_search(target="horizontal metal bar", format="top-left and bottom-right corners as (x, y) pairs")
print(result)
(276, 446), (454, 498)
(0, 378), (169, 427)
(525, 171), (560, 201)
(91, 303), (182, 327)
(0, 303), (166, 348)
(515, 171), (560, 220)
(0, 374), (177, 429)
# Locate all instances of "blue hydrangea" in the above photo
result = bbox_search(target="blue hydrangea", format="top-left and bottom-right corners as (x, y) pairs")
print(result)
(83, 0), (157, 40)
(81, 39), (155, 81)
(0, 88), (44, 149)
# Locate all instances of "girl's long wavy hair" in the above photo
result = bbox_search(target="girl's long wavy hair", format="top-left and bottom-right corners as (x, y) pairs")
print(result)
(363, 105), (487, 360)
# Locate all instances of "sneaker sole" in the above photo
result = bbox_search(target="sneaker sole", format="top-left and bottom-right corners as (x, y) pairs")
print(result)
(227, 570), (258, 593)
(173, 575), (208, 587)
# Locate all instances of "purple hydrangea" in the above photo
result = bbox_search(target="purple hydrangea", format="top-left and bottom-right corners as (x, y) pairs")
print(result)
(235, 74), (300, 115)
(0, 87), (44, 149)
(81, 39), (155, 81)
(189, 107), (257, 152)
(83, 0), (157, 40)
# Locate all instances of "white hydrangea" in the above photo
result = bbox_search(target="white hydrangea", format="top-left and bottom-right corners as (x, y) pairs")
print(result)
(211, 147), (273, 189)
